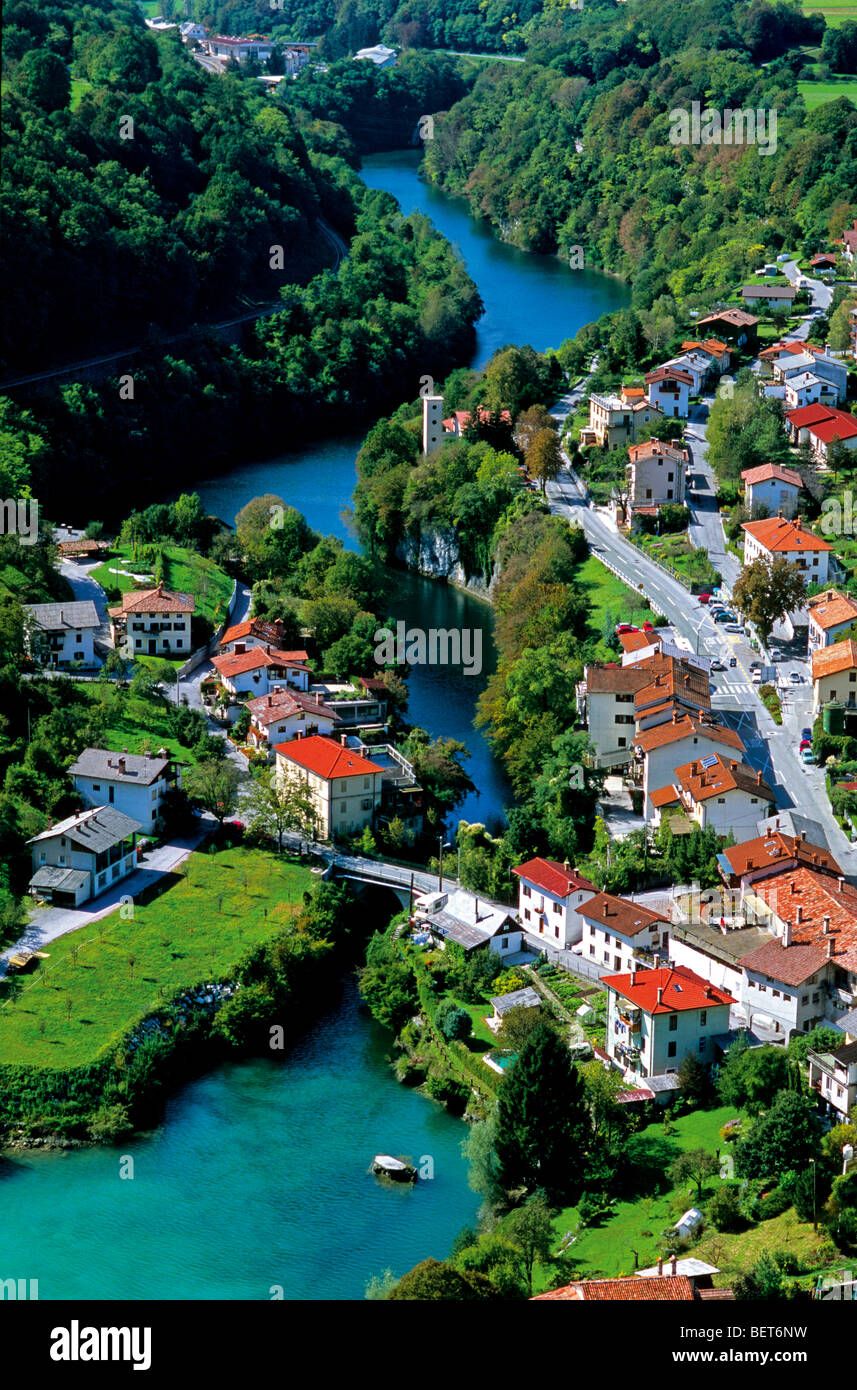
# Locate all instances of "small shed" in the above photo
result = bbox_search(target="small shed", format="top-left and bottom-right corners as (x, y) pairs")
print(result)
(673, 1207), (703, 1239)
(489, 986), (541, 1025)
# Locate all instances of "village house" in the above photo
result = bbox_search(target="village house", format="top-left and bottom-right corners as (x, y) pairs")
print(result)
(808, 590), (857, 654)
(27, 806), (141, 907)
(309, 678), (389, 729)
(634, 709), (745, 818)
(810, 252), (837, 271)
(758, 340), (809, 377)
(489, 986), (541, 1026)
(578, 892), (670, 973)
(24, 600), (100, 669)
(741, 514), (833, 586)
(577, 663), (653, 765)
(211, 645), (312, 698)
(582, 389), (662, 450)
(679, 339), (731, 374)
(179, 21), (208, 42)
(626, 438), (688, 511)
(533, 1274), (697, 1302)
(246, 688), (340, 754)
(740, 283), (797, 310)
(441, 405), (513, 439)
(512, 857), (598, 949)
(412, 888), (522, 958)
(840, 218), (857, 261)
(812, 638), (857, 714)
(807, 1040), (857, 1123)
(56, 538), (110, 560)
(643, 367), (693, 418)
(772, 347), (847, 403)
(273, 734), (383, 839)
(203, 35), (274, 61)
(661, 351), (711, 396)
(632, 658), (712, 730)
(353, 42), (397, 66)
(783, 372), (840, 412)
(68, 748), (178, 835)
(694, 308), (759, 352)
(718, 828), (843, 894)
(110, 584), (194, 657)
(740, 462), (802, 519)
(784, 404), (857, 463)
(604, 963), (734, 1080)
(218, 617), (300, 656)
(650, 753), (776, 841)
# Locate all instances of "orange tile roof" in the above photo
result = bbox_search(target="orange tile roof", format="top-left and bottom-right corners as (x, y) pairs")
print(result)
(740, 462), (802, 489)
(742, 866), (857, 982)
(650, 785), (681, 808)
(696, 309), (759, 329)
(512, 857), (596, 897)
(722, 831), (842, 880)
(273, 734), (383, 780)
(812, 638), (857, 681)
(585, 662), (656, 695)
(635, 711), (745, 755)
(619, 630), (661, 655)
(220, 617), (292, 648)
(603, 964), (734, 1013)
(808, 591), (857, 633)
(533, 1276), (695, 1302)
(633, 657), (710, 711)
(211, 647), (310, 679)
(120, 584), (195, 614)
(742, 516), (832, 554)
(627, 438), (688, 463)
(671, 753), (774, 805)
(644, 366), (694, 386)
(577, 892), (669, 938)
(246, 689), (339, 726)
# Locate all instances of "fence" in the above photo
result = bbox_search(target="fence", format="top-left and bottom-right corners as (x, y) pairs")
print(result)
(521, 933), (609, 983)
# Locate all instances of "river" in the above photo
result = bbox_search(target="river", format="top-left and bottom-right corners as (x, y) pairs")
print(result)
(0, 149), (629, 1300)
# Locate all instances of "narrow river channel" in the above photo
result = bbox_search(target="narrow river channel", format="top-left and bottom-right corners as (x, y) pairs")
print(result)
(0, 150), (630, 1299)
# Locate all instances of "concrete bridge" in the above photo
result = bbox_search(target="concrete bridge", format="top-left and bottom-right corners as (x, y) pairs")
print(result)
(324, 850), (452, 911)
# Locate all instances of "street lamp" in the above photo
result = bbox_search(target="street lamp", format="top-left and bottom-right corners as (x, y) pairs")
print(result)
(437, 836), (452, 891)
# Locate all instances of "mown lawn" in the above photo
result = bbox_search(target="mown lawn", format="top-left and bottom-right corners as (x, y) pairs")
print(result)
(90, 542), (233, 627)
(798, 78), (857, 109)
(575, 554), (660, 639)
(0, 848), (313, 1067)
(800, 0), (857, 27)
(77, 683), (204, 766)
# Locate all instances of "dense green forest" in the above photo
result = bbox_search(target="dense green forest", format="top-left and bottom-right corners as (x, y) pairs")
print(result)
(423, 0), (856, 301)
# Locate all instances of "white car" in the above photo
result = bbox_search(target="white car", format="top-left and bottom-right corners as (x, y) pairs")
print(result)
(752, 668), (762, 684)
(769, 647), (784, 661)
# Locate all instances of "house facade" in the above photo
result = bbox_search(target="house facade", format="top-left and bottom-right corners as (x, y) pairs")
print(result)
(742, 514), (833, 586)
(652, 754), (776, 840)
(741, 284), (796, 310)
(24, 600), (99, 669)
(512, 857), (598, 948)
(27, 807), (141, 907)
(627, 439), (688, 509)
(807, 1041), (857, 1123)
(807, 590), (857, 654)
(643, 367), (692, 419)
(111, 584), (194, 657)
(740, 462), (802, 519)
(273, 734), (383, 839)
(578, 893), (670, 974)
(246, 688), (340, 753)
(211, 646), (311, 697)
(812, 638), (857, 714)
(584, 391), (662, 450)
(635, 711), (746, 819)
(68, 749), (177, 835)
(604, 965), (734, 1079)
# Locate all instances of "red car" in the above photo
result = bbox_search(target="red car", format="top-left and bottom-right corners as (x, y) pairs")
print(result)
(698, 593), (711, 604)
(615, 623), (638, 634)
(799, 739), (812, 751)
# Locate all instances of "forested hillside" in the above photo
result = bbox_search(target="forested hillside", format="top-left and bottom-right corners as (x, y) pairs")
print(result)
(423, 0), (857, 305)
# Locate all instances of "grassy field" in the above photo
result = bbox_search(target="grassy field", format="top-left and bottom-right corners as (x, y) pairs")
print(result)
(798, 78), (857, 109)
(74, 681), (205, 765)
(800, 0), (857, 27)
(0, 848), (313, 1067)
(575, 554), (661, 639)
(69, 78), (94, 110)
(90, 542), (233, 628)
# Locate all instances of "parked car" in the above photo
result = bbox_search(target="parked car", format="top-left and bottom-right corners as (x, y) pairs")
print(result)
(710, 659), (726, 672)
(801, 727), (812, 741)
(698, 593), (711, 604)
(749, 660), (762, 670)
(724, 622), (743, 633)
(752, 668), (762, 684)
(789, 672), (803, 684)
(714, 611), (736, 623)
(801, 747), (816, 765)
(769, 647), (784, 661)
(616, 623), (638, 634)
(799, 738), (812, 751)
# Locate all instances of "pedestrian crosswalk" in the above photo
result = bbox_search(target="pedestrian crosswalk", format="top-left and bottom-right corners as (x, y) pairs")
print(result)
(716, 680), (754, 698)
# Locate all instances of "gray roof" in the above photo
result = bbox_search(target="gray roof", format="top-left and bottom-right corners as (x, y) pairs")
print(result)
(69, 749), (170, 785)
(28, 805), (141, 852)
(643, 1072), (682, 1093)
(757, 810), (831, 851)
(490, 986), (542, 1016)
(29, 866), (90, 891)
(25, 601), (99, 631)
(832, 1008), (857, 1037)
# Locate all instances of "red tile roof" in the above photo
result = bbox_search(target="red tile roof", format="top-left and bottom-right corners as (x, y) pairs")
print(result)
(512, 857), (596, 897)
(627, 438), (688, 463)
(740, 462), (802, 489)
(220, 618), (299, 650)
(812, 638), (857, 681)
(120, 584), (194, 614)
(721, 831), (841, 880)
(670, 753), (774, 805)
(635, 711), (745, 755)
(741, 866), (857, 981)
(211, 647), (310, 679)
(273, 734), (384, 780)
(644, 366), (693, 386)
(808, 590), (857, 632)
(533, 1276), (695, 1302)
(742, 515), (832, 554)
(577, 892), (669, 938)
(619, 630), (662, 655)
(603, 964), (735, 1013)
(246, 689), (339, 726)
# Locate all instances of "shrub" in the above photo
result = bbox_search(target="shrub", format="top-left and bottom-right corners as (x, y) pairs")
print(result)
(757, 1188), (792, 1220)
(436, 1000), (472, 1043)
(707, 1185), (745, 1233)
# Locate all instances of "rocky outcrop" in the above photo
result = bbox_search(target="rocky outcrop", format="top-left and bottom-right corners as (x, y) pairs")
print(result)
(394, 525), (497, 600)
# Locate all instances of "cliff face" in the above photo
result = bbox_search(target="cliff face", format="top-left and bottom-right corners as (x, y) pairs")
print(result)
(394, 525), (496, 600)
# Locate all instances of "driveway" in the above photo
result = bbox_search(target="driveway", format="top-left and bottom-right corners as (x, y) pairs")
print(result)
(0, 824), (213, 976)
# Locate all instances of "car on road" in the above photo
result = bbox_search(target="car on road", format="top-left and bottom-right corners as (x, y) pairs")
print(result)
(799, 738), (812, 751)
(801, 727), (812, 741)
(801, 747), (816, 765)
(698, 593), (711, 604)
(713, 611), (736, 623)
(749, 660), (761, 670)
(789, 672), (803, 684)
(752, 668), (762, 683)
(769, 647), (784, 661)
(724, 622), (743, 633)
(710, 659), (726, 672)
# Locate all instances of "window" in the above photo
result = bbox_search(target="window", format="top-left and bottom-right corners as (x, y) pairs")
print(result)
(669, 1014), (677, 1032)
(667, 1042), (677, 1058)
(759, 984), (767, 992)
(92, 784), (100, 792)
(108, 787), (114, 803)
(363, 778), (370, 790)
(176, 640), (182, 649)
(700, 1010), (707, 1026)
(603, 952), (609, 964)
(698, 1038), (706, 1053)
(618, 737), (627, 748)
(501, 938), (508, 951)
(523, 885), (531, 897)
(589, 945), (595, 956)
(340, 802), (346, 813)
(524, 909), (531, 921)
(772, 989), (780, 998)
(802, 994), (808, 1005)
(76, 632), (82, 643)
(614, 956), (621, 971)
(812, 991), (819, 1002)
(552, 900), (561, 914)
(668, 473), (674, 482)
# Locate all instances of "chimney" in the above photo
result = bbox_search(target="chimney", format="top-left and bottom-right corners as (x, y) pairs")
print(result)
(823, 914), (831, 934)
(474, 897), (479, 921)
(783, 919), (792, 947)
(657, 1256), (663, 1277)
(672, 710), (679, 724)
(838, 876), (846, 891)
(118, 757), (126, 774)
(747, 858), (754, 870)
(828, 935), (836, 958)
(791, 879), (797, 894)
(671, 1254), (678, 1277)
(796, 905), (803, 924)
(341, 734), (348, 746)
(757, 769), (763, 785)
(653, 954), (660, 970)
(801, 829), (807, 841)
(630, 960), (637, 981)
(657, 986), (664, 1005)
(315, 692), (321, 705)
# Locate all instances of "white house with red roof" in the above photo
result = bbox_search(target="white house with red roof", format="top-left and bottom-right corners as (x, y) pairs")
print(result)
(109, 584), (194, 657)
(246, 688), (340, 753)
(219, 617), (299, 656)
(650, 753), (776, 841)
(626, 438), (688, 511)
(634, 709), (746, 819)
(643, 367), (693, 419)
(578, 892), (671, 975)
(511, 857), (598, 949)
(741, 514), (833, 585)
(211, 645), (312, 697)
(604, 964), (734, 1080)
(784, 404), (857, 463)
(273, 734), (384, 839)
(740, 462), (802, 519)
(808, 589), (857, 654)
